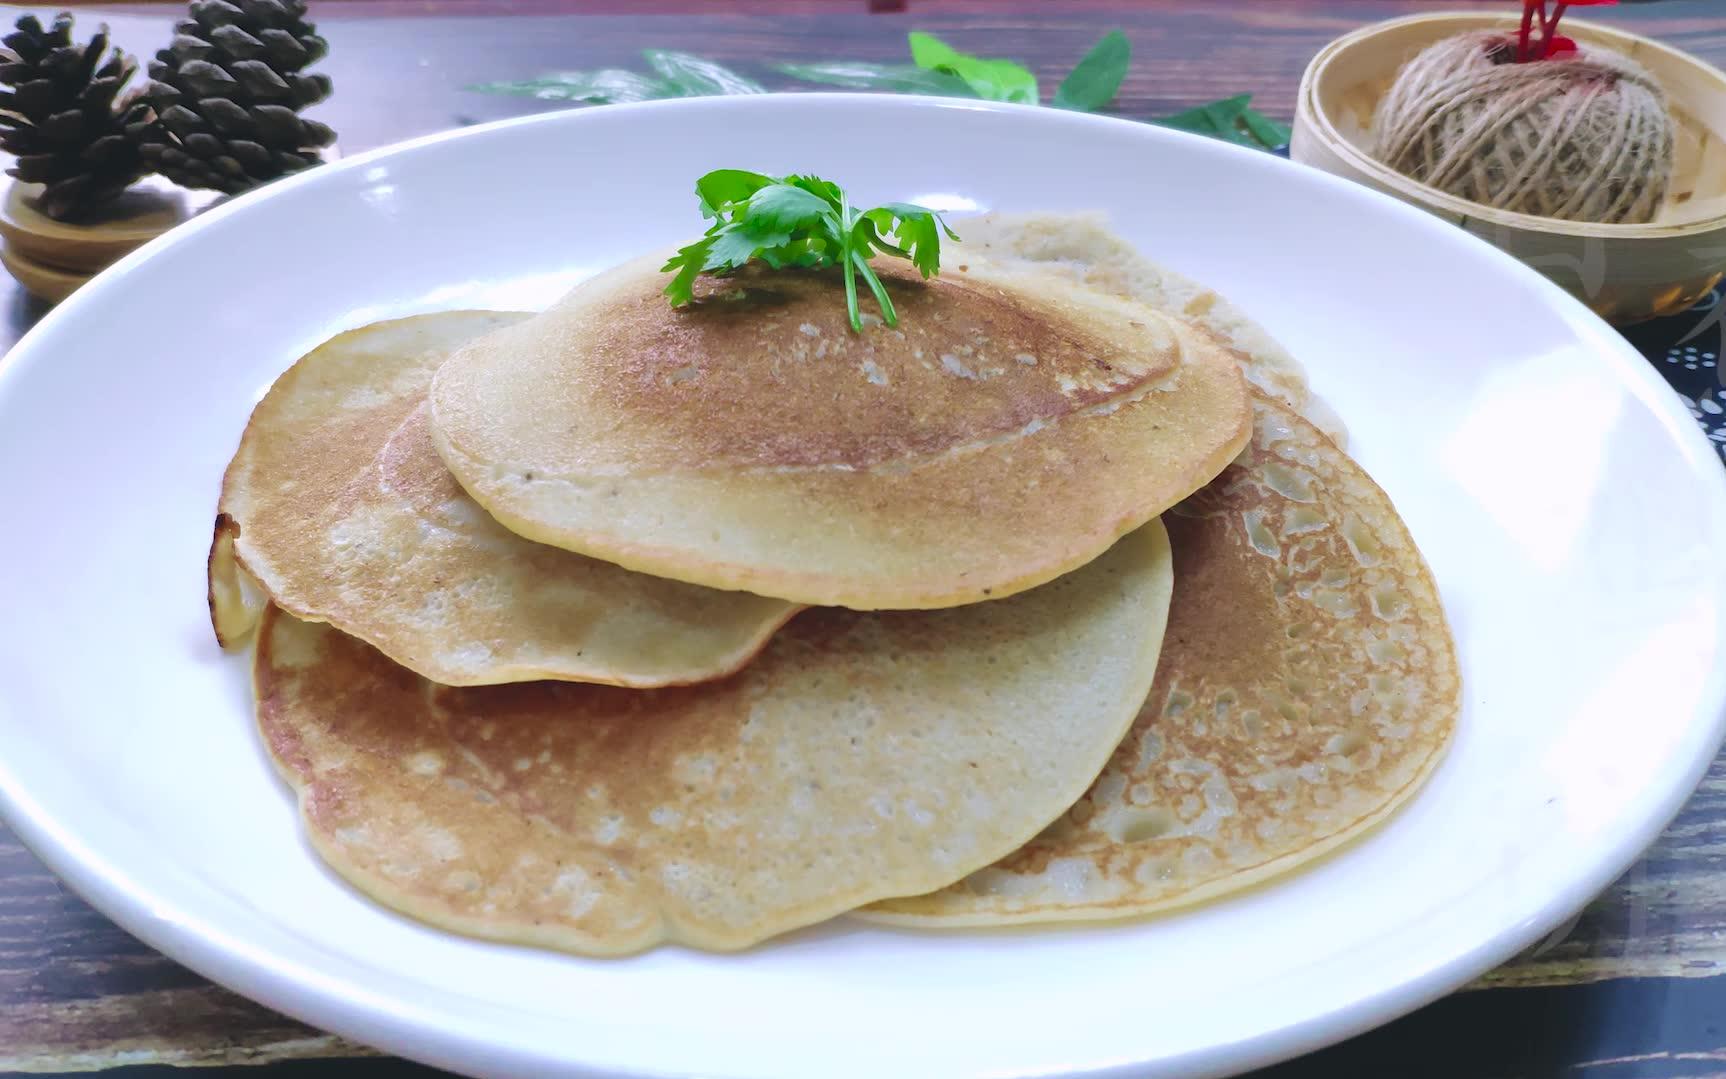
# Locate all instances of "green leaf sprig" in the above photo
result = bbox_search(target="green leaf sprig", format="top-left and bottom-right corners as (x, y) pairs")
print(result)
(1152, 94), (1290, 151)
(906, 30), (1039, 104)
(1053, 30), (1131, 111)
(471, 33), (1296, 153)
(661, 170), (957, 333)
(475, 30), (1130, 114)
(783, 29), (1130, 112)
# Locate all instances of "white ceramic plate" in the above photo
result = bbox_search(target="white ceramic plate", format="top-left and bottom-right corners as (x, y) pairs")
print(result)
(2, 95), (1724, 1079)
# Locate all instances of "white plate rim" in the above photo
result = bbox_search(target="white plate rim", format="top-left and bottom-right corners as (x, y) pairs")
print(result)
(1, 93), (1723, 1079)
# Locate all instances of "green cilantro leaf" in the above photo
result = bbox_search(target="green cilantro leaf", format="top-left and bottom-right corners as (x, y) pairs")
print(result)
(740, 183), (835, 233)
(783, 174), (846, 210)
(1052, 30), (1131, 112)
(702, 227), (786, 273)
(865, 204), (960, 279)
(661, 237), (715, 307)
(907, 31), (1038, 105)
(661, 170), (958, 332)
(695, 169), (773, 217)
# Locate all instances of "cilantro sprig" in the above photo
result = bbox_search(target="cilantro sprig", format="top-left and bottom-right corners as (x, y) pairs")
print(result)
(661, 170), (957, 333)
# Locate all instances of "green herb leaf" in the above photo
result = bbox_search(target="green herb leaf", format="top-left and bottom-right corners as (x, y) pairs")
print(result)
(1238, 105), (1293, 149)
(741, 183), (835, 234)
(703, 227), (786, 272)
(1153, 93), (1290, 150)
(1052, 30), (1130, 111)
(756, 236), (832, 270)
(1155, 94), (1249, 140)
(466, 69), (675, 105)
(784, 173), (846, 210)
(774, 61), (976, 97)
(907, 31), (1038, 105)
(641, 50), (767, 96)
(865, 203), (960, 278)
(695, 169), (774, 216)
(662, 170), (957, 332)
(661, 237), (715, 307)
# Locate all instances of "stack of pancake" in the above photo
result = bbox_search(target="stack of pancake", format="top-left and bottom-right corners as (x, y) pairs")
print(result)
(208, 212), (1459, 955)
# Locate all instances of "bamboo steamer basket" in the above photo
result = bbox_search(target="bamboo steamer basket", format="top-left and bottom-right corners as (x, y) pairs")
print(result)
(1291, 12), (1726, 324)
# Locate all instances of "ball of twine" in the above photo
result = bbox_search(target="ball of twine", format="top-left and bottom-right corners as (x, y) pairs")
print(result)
(1371, 31), (1674, 224)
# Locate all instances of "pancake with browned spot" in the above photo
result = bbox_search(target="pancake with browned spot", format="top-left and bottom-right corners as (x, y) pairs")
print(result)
(954, 211), (1348, 447)
(253, 521), (1174, 955)
(429, 255), (1249, 609)
(212, 312), (797, 687)
(863, 395), (1458, 925)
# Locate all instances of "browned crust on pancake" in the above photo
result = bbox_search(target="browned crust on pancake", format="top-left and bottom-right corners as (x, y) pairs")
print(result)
(251, 520), (1173, 955)
(580, 261), (1183, 471)
(215, 311), (800, 687)
(207, 512), (265, 647)
(864, 394), (1460, 925)
(430, 260), (1250, 608)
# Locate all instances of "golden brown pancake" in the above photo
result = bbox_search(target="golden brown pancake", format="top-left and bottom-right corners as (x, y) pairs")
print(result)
(864, 395), (1458, 925)
(212, 312), (797, 687)
(954, 211), (1349, 447)
(253, 521), (1175, 955)
(428, 255), (1249, 609)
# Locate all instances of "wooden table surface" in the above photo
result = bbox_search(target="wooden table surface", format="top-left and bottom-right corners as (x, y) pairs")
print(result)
(4, 1), (1726, 1076)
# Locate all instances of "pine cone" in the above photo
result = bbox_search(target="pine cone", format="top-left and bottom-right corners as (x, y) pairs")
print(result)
(136, 0), (334, 195)
(0, 14), (150, 221)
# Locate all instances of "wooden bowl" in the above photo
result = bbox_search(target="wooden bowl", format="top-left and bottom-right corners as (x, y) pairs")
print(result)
(1291, 12), (1726, 324)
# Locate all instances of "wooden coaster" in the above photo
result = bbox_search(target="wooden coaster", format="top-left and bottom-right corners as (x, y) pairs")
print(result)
(0, 244), (89, 303)
(0, 143), (342, 304)
(0, 176), (221, 275)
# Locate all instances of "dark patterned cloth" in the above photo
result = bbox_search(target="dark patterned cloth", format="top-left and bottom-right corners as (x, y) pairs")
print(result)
(1621, 284), (1726, 462)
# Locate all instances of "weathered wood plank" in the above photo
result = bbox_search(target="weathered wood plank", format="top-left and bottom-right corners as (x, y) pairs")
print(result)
(0, 990), (372, 1072)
